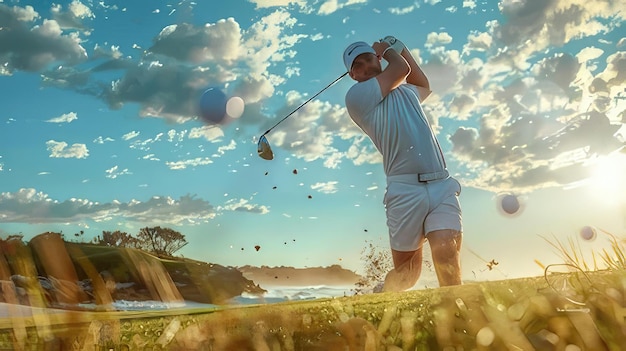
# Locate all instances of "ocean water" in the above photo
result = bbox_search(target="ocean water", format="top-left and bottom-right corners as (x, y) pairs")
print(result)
(0, 285), (358, 317)
(87, 285), (357, 311)
(105, 283), (440, 310)
(111, 285), (358, 310)
(231, 285), (357, 305)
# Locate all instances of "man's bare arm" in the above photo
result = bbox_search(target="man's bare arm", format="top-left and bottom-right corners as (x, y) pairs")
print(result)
(400, 47), (431, 101)
(372, 41), (410, 98)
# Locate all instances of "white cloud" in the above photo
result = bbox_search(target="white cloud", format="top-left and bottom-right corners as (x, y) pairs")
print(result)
(93, 44), (123, 60)
(118, 194), (217, 225)
(10, 5), (39, 22)
(425, 32), (453, 47)
(105, 63), (232, 122)
(142, 154), (160, 161)
(51, 0), (94, 30)
(93, 136), (115, 144)
(188, 125), (225, 142)
(166, 157), (213, 170)
(46, 140), (89, 159)
(217, 140), (237, 155)
(388, 4), (417, 15)
(449, 94), (476, 119)
(92, 10), (306, 122)
(0, 4), (87, 73)
(319, 0), (339, 15)
(490, 0), (625, 70)
(150, 19), (242, 64)
(243, 10), (307, 77)
(122, 131), (140, 140)
(422, 47), (462, 98)
(263, 90), (361, 163)
(531, 53), (580, 92)
(464, 31), (492, 53)
(357, 3), (623, 194)
(345, 139), (382, 166)
(445, 55), (625, 193)
(311, 181), (339, 194)
(45, 112), (77, 123)
(576, 47), (604, 63)
(599, 51), (626, 89)
(218, 198), (269, 214)
(310, 33), (324, 41)
(318, 0), (366, 15)
(247, 0), (309, 11)
(68, 0), (93, 18)
(462, 0), (476, 9)
(17, 6), (314, 127)
(231, 75), (275, 104)
(6, 0), (623, 199)
(127, 132), (167, 151)
(285, 66), (300, 78)
(105, 165), (132, 179)
(167, 129), (187, 143)
(0, 189), (219, 225)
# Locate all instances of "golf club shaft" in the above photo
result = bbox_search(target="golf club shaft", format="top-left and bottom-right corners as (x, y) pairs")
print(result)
(261, 72), (348, 136)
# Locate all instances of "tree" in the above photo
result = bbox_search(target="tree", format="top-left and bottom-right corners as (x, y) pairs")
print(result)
(136, 226), (187, 257)
(73, 230), (85, 243)
(93, 230), (139, 248)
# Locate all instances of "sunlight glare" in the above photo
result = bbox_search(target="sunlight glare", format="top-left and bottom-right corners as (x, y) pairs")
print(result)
(587, 154), (626, 205)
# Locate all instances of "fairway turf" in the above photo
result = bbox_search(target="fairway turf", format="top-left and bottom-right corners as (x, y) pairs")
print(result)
(1, 269), (626, 350)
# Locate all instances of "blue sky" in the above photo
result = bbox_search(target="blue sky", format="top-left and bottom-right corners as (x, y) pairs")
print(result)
(1, 0), (625, 283)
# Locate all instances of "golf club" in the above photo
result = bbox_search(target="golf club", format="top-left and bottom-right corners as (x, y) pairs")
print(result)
(257, 71), (348, 160)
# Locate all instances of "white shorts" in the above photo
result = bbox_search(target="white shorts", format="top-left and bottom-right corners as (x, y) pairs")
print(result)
(383, 175), (462, 251)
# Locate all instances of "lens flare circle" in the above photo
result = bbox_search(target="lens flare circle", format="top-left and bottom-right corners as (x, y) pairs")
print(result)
(199, 87), (228, 124)
(579, 225), (597, 241)
(226, 96), (245, 119)
(496, 193), (524, 217)
(501, 194), (520, 214)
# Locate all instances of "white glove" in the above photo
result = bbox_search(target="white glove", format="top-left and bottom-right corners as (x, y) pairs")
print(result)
(380, 36), (405, 53)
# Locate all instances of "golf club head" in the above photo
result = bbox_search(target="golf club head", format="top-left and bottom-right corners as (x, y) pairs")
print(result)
(257, 135), (274, 160)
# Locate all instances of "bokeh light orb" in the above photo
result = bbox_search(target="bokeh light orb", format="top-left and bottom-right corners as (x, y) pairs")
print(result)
(580, 225), (597, 241)
(500, 194), (520, 215)
(226, 96), (245, 119)
(199, 87), (228, 124)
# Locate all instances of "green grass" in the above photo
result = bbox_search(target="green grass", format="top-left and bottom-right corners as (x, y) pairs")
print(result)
(540, 229), (626, 272)
(1, 232), (626, 349)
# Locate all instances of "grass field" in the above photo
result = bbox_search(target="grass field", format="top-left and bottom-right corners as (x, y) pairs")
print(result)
(1, 268), (625, 350)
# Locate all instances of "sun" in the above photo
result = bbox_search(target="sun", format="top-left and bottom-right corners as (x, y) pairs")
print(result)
(586, 153), (626, 205)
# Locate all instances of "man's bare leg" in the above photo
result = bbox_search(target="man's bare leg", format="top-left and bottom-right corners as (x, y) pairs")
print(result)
(427, 229), (462, 286)
(382, 238), (425, 292)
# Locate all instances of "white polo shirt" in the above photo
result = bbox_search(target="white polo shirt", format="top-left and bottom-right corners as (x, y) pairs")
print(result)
(345, 78), (446, 177)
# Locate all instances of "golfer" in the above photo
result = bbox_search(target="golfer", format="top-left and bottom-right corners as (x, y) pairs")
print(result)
(343, 37), (463, 291)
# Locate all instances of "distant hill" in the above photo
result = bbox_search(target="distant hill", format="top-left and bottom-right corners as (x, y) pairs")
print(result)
(1, 233), (265, 307)
(1, 232), (364, 308)
(238, 264), (361, 287)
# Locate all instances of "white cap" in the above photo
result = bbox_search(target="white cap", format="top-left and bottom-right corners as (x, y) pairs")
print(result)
(343, 41), (376, 72)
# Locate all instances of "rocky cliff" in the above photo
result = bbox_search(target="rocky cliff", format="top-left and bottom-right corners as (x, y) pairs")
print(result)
(0, 233), (265, 309)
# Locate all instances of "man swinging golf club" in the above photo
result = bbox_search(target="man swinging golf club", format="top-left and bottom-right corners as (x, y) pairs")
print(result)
(343, 36), (463, 291)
